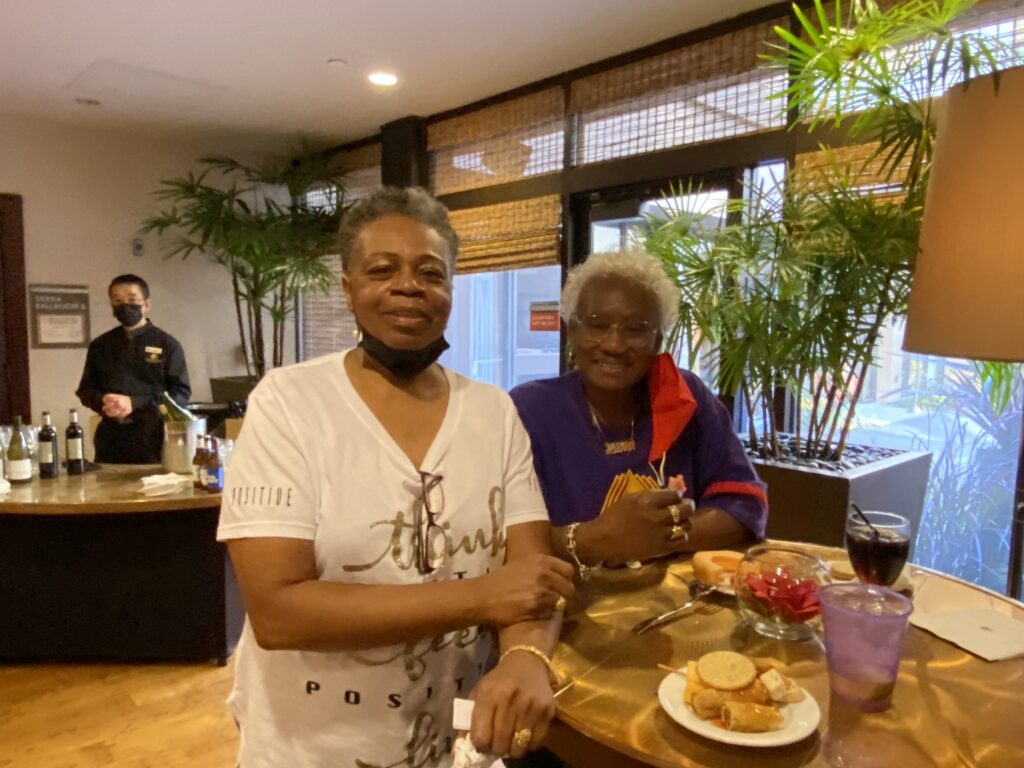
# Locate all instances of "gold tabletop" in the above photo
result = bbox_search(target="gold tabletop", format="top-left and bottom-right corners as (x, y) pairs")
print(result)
(0, 464), (221, 515)
(550, 542), (1024, 768)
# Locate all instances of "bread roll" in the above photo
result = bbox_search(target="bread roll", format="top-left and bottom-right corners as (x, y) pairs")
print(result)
(693, 550), (743, 588)
(721, 702), (784, 733)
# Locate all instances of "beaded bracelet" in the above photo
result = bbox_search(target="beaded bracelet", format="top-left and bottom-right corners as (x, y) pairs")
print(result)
(499, 644), (560, 688)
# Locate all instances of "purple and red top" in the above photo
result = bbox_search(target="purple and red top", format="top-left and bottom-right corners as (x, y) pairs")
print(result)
(509, 354), (768, 537)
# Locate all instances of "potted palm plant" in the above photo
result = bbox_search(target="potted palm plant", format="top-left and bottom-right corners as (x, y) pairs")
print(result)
(641, 0), (1017, 544)
(142, 148), (345, 397)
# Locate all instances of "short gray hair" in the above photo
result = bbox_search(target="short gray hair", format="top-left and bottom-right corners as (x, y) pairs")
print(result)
(561, 249), (679, 331)
(337, 186), (459, 273)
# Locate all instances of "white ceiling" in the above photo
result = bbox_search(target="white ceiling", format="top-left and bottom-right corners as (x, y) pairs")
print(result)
(1, 0), (775, 154)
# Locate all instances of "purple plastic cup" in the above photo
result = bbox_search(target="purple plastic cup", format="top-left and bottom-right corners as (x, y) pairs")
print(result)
(819, 583), (913, 712)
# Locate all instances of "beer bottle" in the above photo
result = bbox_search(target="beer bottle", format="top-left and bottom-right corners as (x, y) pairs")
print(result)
(192, 434), (208, 489)
(38, 411), (59, 479)
(199, 436), (213, 489)
(205, 438), (224, 493)
(5, 415), (33, 484)
(66, 409), (86, 475)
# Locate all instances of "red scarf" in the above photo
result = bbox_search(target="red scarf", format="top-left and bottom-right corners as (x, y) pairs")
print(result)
(646, 353), (697, 461)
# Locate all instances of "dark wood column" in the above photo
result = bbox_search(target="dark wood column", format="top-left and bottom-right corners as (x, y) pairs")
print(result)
(0, 193), (31, 424)
(380, 116), (429, 188)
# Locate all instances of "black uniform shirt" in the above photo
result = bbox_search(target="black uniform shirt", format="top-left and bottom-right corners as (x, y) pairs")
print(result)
(76, 321), (191, 463)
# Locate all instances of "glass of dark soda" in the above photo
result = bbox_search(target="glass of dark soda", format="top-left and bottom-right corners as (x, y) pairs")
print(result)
(845, 510), (911, 587)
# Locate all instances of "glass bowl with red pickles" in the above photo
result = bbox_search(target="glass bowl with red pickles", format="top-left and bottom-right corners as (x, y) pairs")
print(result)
(734, 544), (832, 641)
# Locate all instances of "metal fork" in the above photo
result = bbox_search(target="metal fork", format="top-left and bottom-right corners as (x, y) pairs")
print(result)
(630, 583), (715, 635)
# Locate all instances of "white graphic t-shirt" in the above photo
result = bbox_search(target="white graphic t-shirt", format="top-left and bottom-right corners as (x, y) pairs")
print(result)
(217, 351), (549, 768)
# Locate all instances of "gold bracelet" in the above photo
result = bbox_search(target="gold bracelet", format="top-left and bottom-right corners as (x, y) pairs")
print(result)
(499, 644), (560, 688)
(565, 522), (600, 582)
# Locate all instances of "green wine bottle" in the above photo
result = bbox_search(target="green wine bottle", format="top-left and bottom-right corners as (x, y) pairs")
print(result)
(158, 392), (195, 422)
(5, 415), (33, 484)
(38, 411), (59, 479)
(66, 409), (85, 475)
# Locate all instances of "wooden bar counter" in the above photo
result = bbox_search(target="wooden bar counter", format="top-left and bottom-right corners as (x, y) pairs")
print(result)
(0, 465), (244, 664)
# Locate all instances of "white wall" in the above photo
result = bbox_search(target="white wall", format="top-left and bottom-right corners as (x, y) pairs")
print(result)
(0, 111), (281, 443)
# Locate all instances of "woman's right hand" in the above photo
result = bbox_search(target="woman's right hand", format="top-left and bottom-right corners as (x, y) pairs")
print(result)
(474, 553), (575, 628)
(584, 489), (693, 562)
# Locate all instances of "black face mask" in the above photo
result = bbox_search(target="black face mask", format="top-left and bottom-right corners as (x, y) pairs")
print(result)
(113, 304), (144, 328)
(359, 330), (449, 379)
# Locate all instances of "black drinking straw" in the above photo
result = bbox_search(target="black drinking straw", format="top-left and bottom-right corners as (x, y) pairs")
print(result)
(850, 501), (881, 542)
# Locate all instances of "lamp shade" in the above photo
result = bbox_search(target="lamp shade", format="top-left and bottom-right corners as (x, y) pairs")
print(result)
(903, 66), (1024, 363)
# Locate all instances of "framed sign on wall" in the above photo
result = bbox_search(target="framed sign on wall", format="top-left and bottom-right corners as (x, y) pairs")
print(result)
(29, 284), (91, 349)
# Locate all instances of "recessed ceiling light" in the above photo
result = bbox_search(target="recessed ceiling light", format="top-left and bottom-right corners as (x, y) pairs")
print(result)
(327, 57), (349, 68)
(75, 97), (101, 106)
(368, 72), (398, 87)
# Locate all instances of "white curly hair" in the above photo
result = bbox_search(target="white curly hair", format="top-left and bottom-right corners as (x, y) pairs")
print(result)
(560, 249), (680, 332)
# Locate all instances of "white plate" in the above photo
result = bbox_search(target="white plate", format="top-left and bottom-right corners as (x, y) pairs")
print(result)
(658, 670), (820, 748)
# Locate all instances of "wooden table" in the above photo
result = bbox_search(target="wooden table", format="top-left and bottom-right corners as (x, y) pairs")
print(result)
(0, 465), (244, 664)
(547, 543), (1024, 768)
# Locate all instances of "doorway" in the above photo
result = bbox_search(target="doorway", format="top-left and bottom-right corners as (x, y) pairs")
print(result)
(0, 193), (30, 424)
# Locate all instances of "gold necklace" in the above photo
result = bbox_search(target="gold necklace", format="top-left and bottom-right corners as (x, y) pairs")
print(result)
(588, 402), (636, 456)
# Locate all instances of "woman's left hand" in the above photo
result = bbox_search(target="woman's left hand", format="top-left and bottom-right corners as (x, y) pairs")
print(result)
(469, 651), (555, 759)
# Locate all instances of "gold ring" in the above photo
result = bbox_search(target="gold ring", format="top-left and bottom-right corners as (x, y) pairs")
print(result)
(670, 524), (688, 541)
(668, 504), (681, 524)
(555, 595), (567, 612)
(514, 728), (533, 748)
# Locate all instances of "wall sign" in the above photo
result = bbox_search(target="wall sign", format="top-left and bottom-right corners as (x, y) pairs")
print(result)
(529, 300), (560, 332)
(29, 284), (91, 348)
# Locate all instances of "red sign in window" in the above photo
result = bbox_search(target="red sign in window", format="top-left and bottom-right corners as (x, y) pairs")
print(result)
(530, 301), (560, 332)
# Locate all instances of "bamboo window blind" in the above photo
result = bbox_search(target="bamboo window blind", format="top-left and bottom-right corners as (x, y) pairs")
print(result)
(570, 19), (786, 165)
(448, 195), (561, 275)
(301, 143), (383, 360)
(793, 141), (911, 201)
(428, 88), (565, 196)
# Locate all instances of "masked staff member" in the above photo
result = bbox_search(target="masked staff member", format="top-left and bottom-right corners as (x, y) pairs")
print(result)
(76, 274), (191, 464)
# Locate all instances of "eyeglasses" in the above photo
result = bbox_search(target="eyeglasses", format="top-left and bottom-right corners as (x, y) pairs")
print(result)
(571, 314), (656, 346)
(414, 471), (446, 575)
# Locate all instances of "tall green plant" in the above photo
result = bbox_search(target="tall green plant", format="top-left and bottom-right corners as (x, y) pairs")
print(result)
(642, 0), (1016, 459)
(141, 149), (345, 378)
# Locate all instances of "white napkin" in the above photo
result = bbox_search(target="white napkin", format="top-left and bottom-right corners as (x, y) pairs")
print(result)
(911, 607), (1024, 662)
(451, 698), (505, 768)
(0, 477), (10, 495)
(137, 473), (193, 496)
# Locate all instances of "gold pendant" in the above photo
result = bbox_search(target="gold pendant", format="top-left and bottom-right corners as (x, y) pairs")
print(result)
(604, 439), (636, 456)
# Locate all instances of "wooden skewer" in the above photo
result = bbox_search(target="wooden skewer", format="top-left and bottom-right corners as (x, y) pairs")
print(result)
(657, 663), (685, 674)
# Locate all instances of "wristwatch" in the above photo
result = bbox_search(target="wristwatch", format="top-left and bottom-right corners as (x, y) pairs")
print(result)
(565, 522), (601, 582)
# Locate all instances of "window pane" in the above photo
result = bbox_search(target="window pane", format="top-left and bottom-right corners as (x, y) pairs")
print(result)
(848, 320), (1022, 593)
(441, 265), (562, 390)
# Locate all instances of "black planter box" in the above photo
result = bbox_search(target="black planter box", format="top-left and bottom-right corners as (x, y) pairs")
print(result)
(754, 449), (932, 553)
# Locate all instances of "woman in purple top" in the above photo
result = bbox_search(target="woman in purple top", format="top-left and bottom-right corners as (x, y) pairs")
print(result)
(509, 250), (767, 578)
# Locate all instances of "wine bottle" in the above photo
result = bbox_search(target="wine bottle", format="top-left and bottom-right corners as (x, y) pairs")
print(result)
(192, 434), (209, 490)
(205, 438), (224, 492)
(66, 409), (86, 475)
(158, 392), (195, 422)
(38, 411), (59, 479)
(5, 415), (33, 484)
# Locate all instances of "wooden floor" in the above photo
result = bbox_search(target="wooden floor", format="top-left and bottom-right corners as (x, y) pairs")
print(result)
(0, 660), (238, 767)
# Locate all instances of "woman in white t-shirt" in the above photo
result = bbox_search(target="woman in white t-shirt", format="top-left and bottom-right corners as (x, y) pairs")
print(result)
(218, 187), (575, 768)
